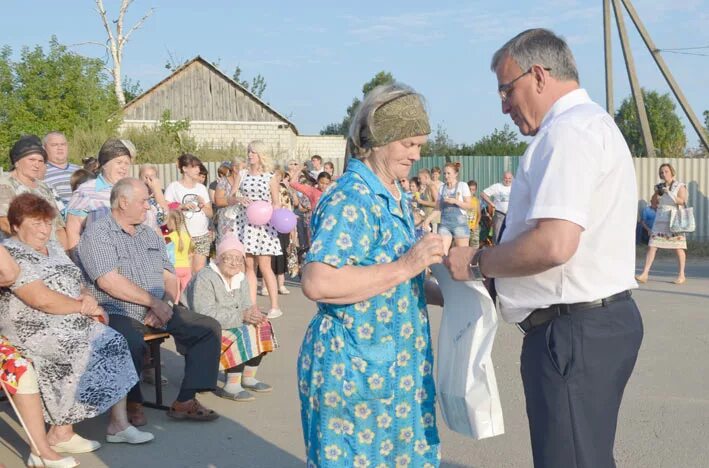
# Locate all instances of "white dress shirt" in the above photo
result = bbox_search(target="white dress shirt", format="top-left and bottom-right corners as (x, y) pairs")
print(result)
(496, 89), (638, 323)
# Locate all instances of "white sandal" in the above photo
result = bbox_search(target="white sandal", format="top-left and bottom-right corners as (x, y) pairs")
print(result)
(106, 425), (155, 444)
(26, 453), (79, 468)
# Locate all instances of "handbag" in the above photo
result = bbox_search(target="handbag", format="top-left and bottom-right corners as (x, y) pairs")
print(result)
(670, 206), (695, 233)
(430, 264), (505, 440)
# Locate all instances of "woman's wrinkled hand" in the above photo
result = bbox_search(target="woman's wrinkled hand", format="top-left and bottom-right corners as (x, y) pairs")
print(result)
(243, 305), (266, 325)
(78, 293), (99, 316)
(401, 233), (445, 274)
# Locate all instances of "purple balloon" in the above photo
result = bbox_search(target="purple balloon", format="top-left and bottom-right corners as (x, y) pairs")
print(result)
(246, 200), (273, 226)
(270, 208), (297, 233)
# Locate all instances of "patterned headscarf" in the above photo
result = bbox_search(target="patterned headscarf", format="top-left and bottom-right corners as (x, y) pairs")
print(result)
(363, 93), (431, 148)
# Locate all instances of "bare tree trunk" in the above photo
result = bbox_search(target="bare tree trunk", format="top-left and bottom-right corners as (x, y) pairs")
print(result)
(95, 0), (153, 106)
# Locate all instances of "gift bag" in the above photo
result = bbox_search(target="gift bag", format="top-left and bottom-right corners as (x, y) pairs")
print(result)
(670, 206), (695, 233)
(430, 264), (505, 440)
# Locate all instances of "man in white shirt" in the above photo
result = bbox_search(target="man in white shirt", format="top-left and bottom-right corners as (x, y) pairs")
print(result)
(43, 131), (80, 205)
(481, 171), (513, 243)
(447, 29), (642, 468)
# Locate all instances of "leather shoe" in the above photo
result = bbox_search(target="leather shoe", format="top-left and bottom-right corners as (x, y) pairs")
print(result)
(127, 402), (147, 427)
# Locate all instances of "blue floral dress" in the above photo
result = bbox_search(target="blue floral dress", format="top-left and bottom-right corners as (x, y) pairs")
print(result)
(297, 159), (440, 468)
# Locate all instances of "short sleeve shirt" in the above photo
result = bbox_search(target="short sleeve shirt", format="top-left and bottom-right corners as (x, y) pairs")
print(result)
(496, 89), (638, 322)
(78, 214), (174, 322)
(0, 176), (66, 240)
(44, 162), (80, 205)
(482, 182), (511, 213)
(164, 181), (211, 237)
(66, 175), (113, 224)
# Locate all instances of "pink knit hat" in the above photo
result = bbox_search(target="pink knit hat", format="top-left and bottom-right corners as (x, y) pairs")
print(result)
(217, 234), (245, 257)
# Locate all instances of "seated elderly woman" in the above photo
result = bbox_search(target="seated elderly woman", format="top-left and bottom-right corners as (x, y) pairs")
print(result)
(0, 193), (154, 456)
(182, 234), (278, 402)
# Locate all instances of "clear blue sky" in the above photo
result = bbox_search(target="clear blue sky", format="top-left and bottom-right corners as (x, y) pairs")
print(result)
(2, 0), (708, 146)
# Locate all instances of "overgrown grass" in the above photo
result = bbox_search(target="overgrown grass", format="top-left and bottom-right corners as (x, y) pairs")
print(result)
(67, 112), (248, 165)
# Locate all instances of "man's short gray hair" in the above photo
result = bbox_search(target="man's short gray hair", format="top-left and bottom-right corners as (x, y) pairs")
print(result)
(491, 28), (579, 83)
(110, 177), (139, 209)
(42, 131), (67, 146)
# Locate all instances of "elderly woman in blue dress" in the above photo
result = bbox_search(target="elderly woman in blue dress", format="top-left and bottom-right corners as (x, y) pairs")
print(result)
(297, 83), (445, 467)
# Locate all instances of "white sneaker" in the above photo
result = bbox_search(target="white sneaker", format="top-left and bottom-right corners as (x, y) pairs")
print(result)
(259, 287), (269, 296)
(267, 308), (283, 319)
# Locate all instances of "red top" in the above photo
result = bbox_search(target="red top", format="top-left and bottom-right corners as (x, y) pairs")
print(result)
(290, 181), (323, 209)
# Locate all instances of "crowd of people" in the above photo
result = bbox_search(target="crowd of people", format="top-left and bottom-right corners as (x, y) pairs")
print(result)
(0, 26), (696, 468)
(0, 132), (337, 467)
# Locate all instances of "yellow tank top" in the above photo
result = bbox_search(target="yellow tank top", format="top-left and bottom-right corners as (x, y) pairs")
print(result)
(167, 230), (192, 268)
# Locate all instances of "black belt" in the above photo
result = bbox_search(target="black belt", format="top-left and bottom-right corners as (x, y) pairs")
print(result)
(517, 290), (632, 334)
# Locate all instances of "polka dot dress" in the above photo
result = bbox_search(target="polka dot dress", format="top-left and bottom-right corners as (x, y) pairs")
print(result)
(234, 172), (282, 255)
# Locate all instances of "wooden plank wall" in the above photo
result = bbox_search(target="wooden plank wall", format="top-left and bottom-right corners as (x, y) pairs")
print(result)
(123, 62), (282, 123)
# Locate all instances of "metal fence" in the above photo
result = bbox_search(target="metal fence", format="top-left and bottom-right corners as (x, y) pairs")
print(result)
(125, 156), (706, 241)
(408, 156), (707, 242)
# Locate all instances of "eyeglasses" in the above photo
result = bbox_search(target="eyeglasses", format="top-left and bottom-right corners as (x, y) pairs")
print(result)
(498, 67), (551, 102)
(220, 255), (244, 265)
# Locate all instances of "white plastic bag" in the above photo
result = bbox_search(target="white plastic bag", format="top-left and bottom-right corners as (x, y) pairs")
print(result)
(430, 263), (505, 440)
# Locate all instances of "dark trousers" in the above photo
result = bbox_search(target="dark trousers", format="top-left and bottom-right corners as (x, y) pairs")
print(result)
(109, 304), (221, 404)
(520, 297), (643, 468)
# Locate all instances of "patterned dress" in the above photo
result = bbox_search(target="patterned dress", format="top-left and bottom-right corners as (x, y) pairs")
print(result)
(0, 238), (137, 425)
(234, 172), (281, 255)
(649, 181), (687, 249)
(297, 159), (440, 468)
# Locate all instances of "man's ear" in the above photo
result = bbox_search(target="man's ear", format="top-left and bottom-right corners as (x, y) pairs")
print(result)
(532, 64), (547, 93)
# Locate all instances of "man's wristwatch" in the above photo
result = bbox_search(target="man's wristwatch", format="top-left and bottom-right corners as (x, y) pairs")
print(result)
(469, 249), (487, 281)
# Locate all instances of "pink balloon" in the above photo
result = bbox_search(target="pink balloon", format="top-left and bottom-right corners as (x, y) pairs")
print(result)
(270, 208), (297, 233)
(246, 200), (273, 226)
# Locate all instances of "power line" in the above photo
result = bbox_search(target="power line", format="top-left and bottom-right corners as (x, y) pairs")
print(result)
(656, 45), (709, 52)
(658, 50), (709, 57)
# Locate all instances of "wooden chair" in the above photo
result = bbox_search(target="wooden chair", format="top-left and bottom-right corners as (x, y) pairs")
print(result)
(142, 332), (171, 411)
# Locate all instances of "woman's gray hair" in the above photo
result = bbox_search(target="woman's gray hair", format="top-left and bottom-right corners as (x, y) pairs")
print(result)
(348, 82), (426, 160)
(491, 28), (579, 83)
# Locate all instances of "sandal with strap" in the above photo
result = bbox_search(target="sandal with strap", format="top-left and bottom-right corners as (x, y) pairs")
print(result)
(167, 398), (220, 422)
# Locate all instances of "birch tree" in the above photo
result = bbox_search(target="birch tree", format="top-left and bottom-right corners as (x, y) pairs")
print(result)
(94, 0), (153, 106)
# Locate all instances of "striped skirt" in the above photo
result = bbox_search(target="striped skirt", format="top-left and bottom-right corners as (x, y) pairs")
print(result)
(220, 322), (278, 370)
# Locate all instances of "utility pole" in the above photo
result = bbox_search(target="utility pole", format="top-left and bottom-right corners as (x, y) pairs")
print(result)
(611, 0), (656, 157)
(603, 0), (614, 115)
(620, 0), (709, 152)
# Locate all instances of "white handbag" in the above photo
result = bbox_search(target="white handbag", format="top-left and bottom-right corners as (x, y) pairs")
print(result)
(430, 264), (505, 440)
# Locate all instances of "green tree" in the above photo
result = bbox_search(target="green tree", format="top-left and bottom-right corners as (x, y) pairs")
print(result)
(704, 110), (708, 132)
(468, 124), (528, 156)
(321, 71), (394, 135)
(421, 124), (456, 157)
(0, 38), (119, 168)
(122, 76), (143, 103)
(614, 89), (686, 157)
(232, 66), (267, 99)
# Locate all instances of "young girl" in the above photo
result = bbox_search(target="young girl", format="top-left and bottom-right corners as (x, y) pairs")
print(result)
(165, 208), (193, 303)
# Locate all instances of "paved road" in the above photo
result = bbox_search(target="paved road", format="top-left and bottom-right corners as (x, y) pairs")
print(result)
(1, 257), (708, 467)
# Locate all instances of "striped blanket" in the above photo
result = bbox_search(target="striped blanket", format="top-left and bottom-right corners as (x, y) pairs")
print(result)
(220, 321), (278, 370)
